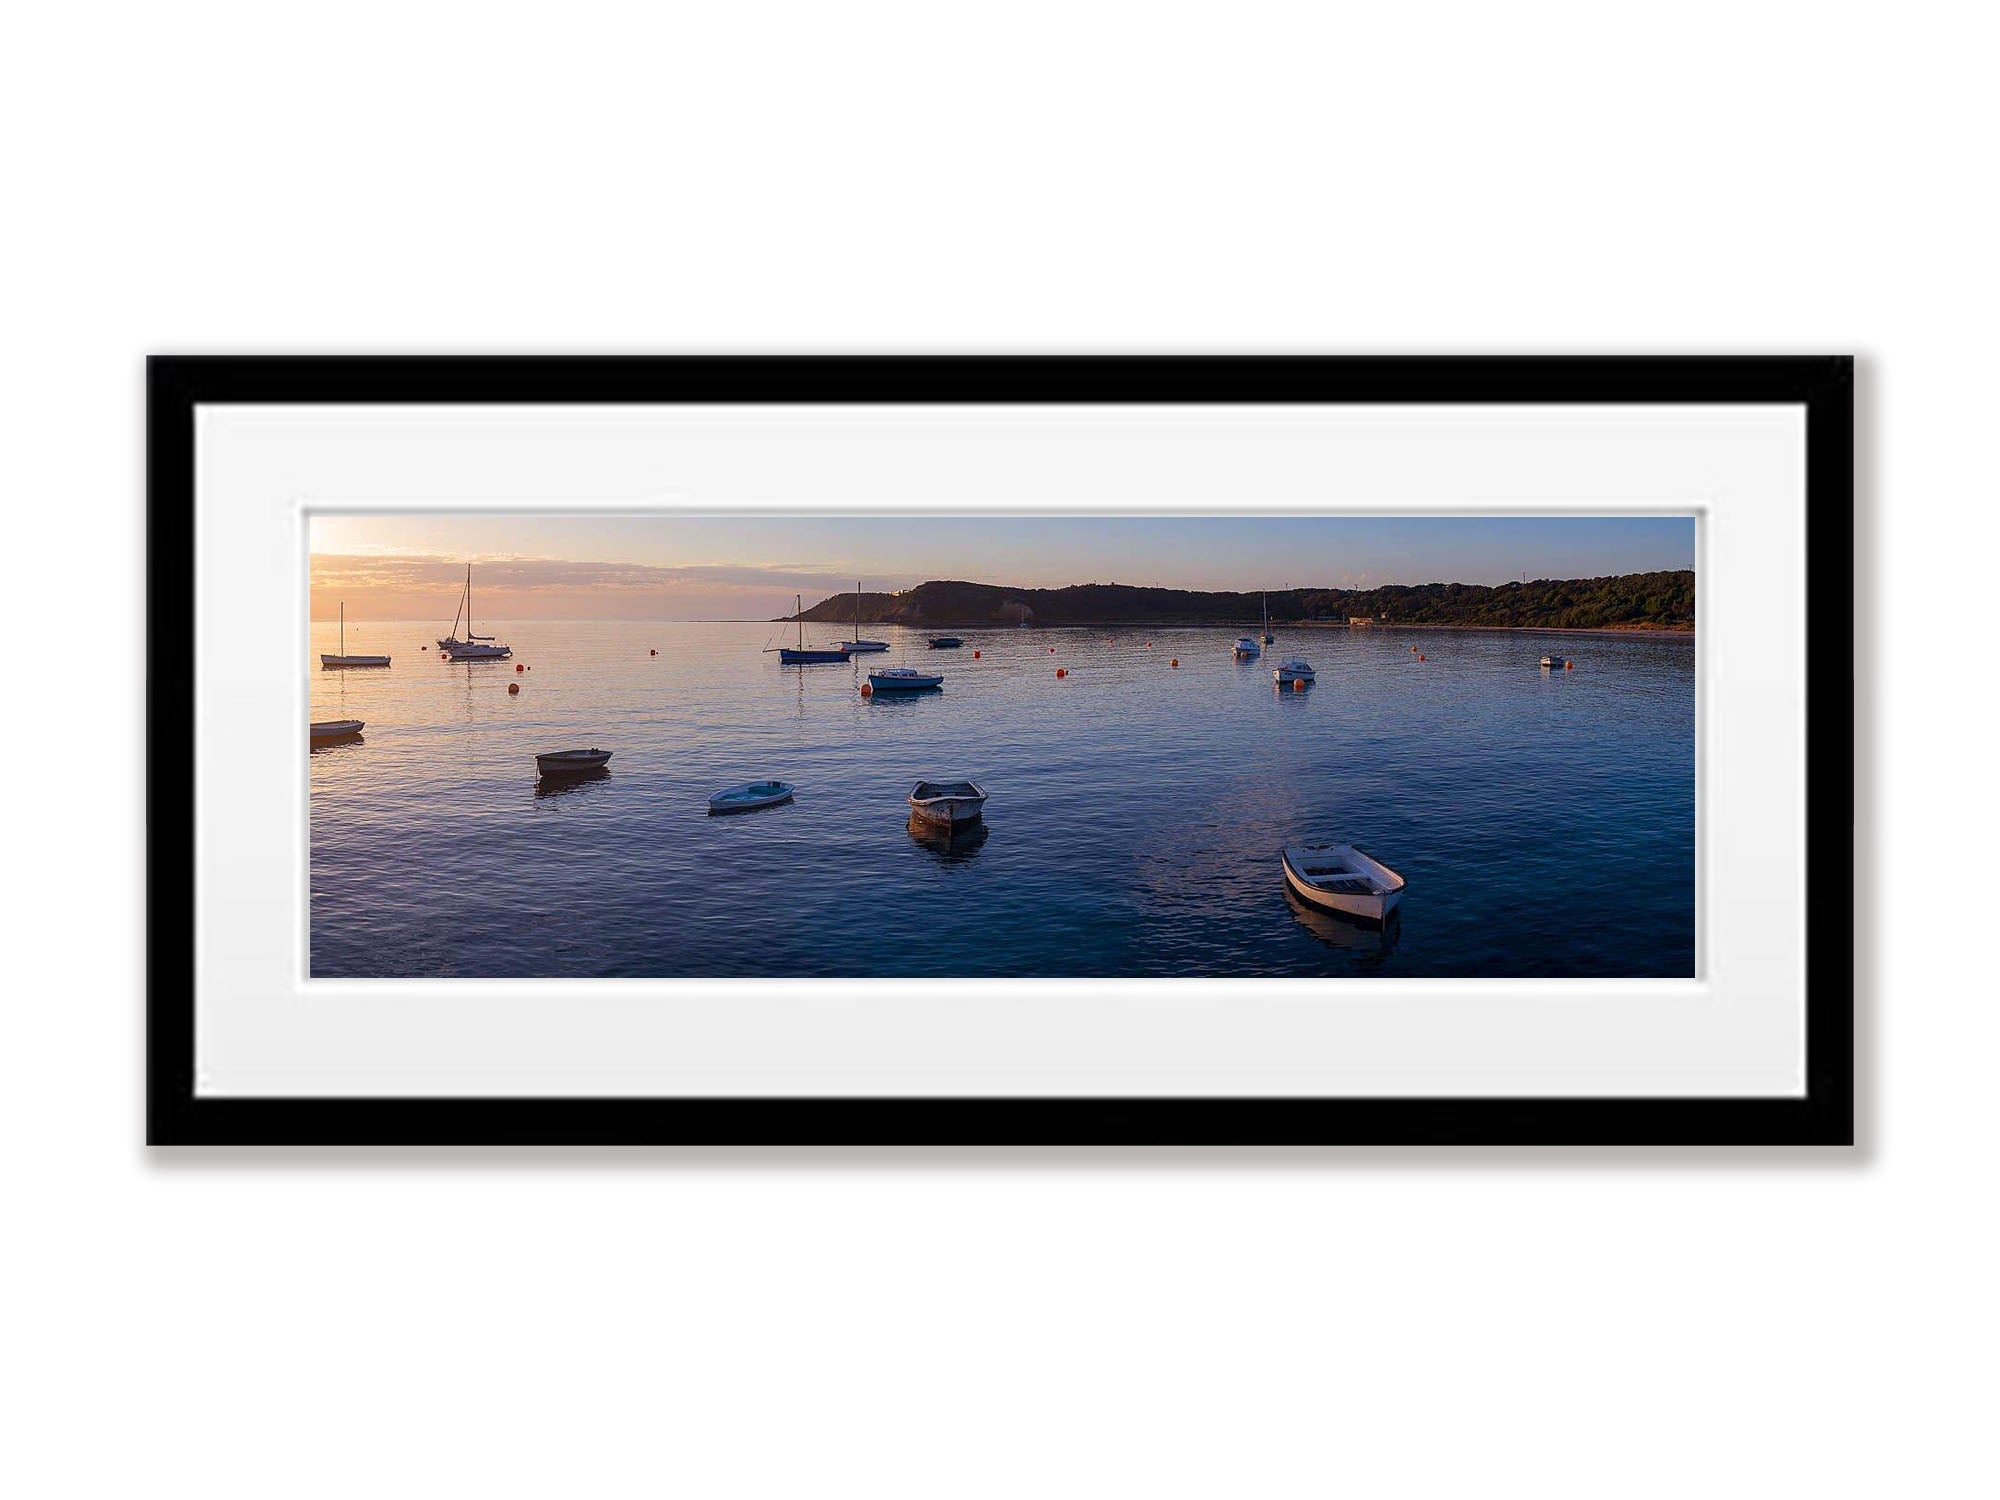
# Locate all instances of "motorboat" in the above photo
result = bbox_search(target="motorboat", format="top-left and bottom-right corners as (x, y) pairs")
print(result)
(773, 594), (851, 664)
(535, 748), (613, 776)
(707, 780), (796, 815)
(309, 719), (365, 742)
(836, 580), (889, 653)
(320, 602), (390, 668)
(908, 779), (987, 829)
(438, 565), (511, 660)
(1280, 843), (1405, 924)
(927, 635), (965, 649)
(1233, 636), (1261, 659)
(868, 667), (943, 692)
(1273, 658), (1315, 684)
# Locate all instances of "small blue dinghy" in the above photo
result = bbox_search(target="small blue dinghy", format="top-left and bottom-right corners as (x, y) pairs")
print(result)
(708, 780), (796, 815)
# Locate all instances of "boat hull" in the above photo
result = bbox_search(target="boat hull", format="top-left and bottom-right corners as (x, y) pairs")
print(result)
(537, 750), (613, 775)
(1281, 845), (1404, 924)
(869, 672), (943, 692)
(309, 719), (365, 741)
(909, 780), (988, 826)
(926, 637), (964, 649)
(321, 655), (391, 668)
(445, 645), (512, 661)
(708, 781), (796, 815)
(779, 648), (850, 664)
(839, 640), (890, 653)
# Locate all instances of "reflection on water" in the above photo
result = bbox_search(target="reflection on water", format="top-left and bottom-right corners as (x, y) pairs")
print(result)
(310, 618), (1694, 978)
(533, 766), (611, 799)
(309, 733), (364, 754)
(1285, 889), (1400, 958)
(906, 811), (990, 860)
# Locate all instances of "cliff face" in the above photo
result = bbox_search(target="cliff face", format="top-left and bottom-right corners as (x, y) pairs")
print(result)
(786, 573), (1696, 632)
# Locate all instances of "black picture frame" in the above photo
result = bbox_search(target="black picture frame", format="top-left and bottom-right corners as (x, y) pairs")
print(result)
(148, 355), (1853, 1146)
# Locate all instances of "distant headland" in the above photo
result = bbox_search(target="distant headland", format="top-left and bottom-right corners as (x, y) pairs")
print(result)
(785, 571), (1695, 633)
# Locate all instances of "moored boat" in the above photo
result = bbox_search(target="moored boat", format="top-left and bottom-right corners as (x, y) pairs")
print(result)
(536, 748), (613, 775)
(927, 635), (965, 649)
(773, 594), (852, 663)
(836, 581), (889, 653)
(908, 779), (987, 828)
(1233, 636), (1261, 659)
(868, 667), (943, 692)
(438, 565), (511, 660)
(1281, 842), (1405, 924)
(320, 602), (391, 668)
(1261, 592), (1274, 644)
(1272, 658), (1316, 684)
(707, 780), (796, 814)
(310, 719), (365, 742)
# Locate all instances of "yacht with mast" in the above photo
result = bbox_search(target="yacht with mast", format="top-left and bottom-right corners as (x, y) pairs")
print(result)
(437, 565), (512, 660)
(771, 594), (851, 664)
(836, 581), (888, 653)
(320, 602), (390, 668)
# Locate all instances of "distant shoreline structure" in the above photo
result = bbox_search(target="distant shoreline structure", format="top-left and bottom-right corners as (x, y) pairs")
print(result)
(783, 571), (1695, 634)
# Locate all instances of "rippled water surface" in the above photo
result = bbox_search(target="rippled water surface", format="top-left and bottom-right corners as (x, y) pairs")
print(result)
(310, 620), (1694, 977)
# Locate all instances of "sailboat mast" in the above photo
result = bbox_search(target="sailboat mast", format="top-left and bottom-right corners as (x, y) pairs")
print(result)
(798, 595), (804, 650)
(340, 600), (345, 657)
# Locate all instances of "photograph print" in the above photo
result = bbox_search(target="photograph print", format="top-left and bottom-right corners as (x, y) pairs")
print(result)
(310, 513), (1696, 981)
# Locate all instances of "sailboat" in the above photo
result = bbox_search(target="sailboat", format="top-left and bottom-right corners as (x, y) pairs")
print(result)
(320, 602), (390, 668)
(772, 594), (851, 664)
(438, 565), (512, 660)
(1261, 592), (1275, 644)
(836, 581), (888, 653)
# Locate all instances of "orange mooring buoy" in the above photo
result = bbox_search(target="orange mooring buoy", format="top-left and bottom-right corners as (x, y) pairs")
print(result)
(860, 682), (873, 697)
(1056, 667), (1066, 678)
(1419, 654), (1426, 662)
(1170, 658), (1179, 668)
(1292, 678), (1305, 692)
(972, 650), (980, 659)
(507, 682), (520, 695)
(1565, 659), (1573, 670)
(515, 663), (524, 672)
(650, 648), (657, 656)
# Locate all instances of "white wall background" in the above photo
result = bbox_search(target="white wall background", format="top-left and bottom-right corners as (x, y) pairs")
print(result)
(2, 4), (1986, 1496)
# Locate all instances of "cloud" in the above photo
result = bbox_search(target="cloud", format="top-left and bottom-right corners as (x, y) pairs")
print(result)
(310, 553), (916, 595)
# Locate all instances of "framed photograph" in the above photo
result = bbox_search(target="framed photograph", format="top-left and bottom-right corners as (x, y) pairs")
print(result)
(148, 356), (1852, 1144)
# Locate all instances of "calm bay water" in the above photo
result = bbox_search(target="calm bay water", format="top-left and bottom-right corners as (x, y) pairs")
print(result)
(309, 619), (1694, 978)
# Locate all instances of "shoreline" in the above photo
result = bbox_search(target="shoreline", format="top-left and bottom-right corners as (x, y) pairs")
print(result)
(792, 618), (1694, 638)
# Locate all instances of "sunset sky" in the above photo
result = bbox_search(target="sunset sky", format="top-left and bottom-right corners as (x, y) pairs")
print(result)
(308, 515), (1695, 621)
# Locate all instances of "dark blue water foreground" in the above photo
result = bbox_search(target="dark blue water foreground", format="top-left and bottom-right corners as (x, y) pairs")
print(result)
(309, 620), (1694, 978)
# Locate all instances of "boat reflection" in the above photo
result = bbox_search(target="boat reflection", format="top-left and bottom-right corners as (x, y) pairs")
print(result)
(308, 733), (364, 754)
(1285, 889), (1401, 956)
(534, 766), (611, 799)
(906, 810), (989, 859)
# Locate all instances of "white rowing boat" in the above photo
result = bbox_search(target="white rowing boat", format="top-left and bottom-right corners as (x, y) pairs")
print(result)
(908, 779), (987, 828)
(310, 719), (365, 741)
(1280, 842), (1405, 923)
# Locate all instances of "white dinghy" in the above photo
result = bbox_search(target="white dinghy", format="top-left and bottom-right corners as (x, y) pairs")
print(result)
(1272, 658), (1316, 685)
(708, 780), (796, 815)
(1281, 842), (1406, 923)
(536, 748), (612, 776)
(908, 779), (988, 829)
